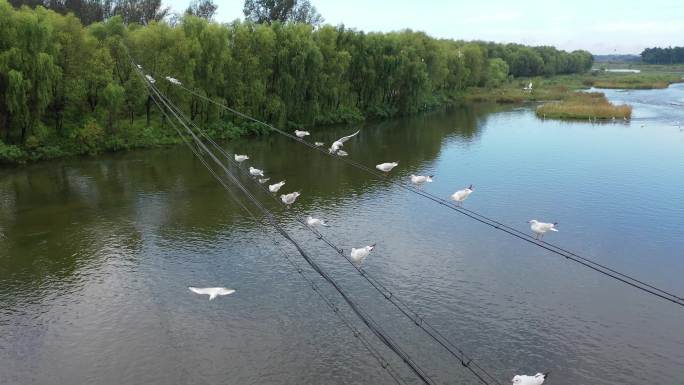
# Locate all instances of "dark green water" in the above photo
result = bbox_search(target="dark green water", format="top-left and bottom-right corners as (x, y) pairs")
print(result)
(1, 87), (683, 385)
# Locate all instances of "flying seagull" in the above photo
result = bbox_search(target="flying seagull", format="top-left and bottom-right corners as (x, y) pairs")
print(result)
(529, 220), (558, 240)
(294, 130), (310, 138)
(234, 154), (249, 163)
(188, 287), (235, 300)
(329, 130), (360, 154)
(512, 372), (549, 385)
(410, 174), (433, 186)
(376, 162), (398, 173)
(306, 216), (329, 228)
(249, 167), (264, 177)
(280, 192), (301, 207)
(351, 244), (375, 264)
(269, 181), (286, 193)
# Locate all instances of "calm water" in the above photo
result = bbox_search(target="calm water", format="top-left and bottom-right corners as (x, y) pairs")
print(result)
(1, 86), (684, 385)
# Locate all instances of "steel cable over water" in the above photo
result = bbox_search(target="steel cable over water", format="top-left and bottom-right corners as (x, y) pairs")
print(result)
(131, 60), (437, 385)
(163, 79), (684, 308)
(153, 78), (503, 384)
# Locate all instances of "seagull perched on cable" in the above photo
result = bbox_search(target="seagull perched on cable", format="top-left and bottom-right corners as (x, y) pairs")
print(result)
(410, 174), (433, 186)
(329, 130), (360, 154)
(512, 372), (549, 385)
(376, 162), (398, 174)
(450, 185), (473, 205)
(528, 220), (558, 240)
(280, 192), (301, 208)
(294, 130), (310, 138)
(165, 76), (181, 85)
(306, 216), (329, 228)
(258, 178), (270, 184)
(269, 181), (285, 193)
(188, 287), (235, 300)
(351, 244), (375, 264)
(136, 63), (142, 69)
(145, 74), (156, 84)
(234, 154), (249, 163)
(336, 150), (348, 156)
(314, 142), (325, 147)
(249, 167), (264, 177)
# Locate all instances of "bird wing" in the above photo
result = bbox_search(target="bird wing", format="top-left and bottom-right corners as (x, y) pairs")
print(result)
(337, 130), (360, 143)
(189, 287), (209, 295)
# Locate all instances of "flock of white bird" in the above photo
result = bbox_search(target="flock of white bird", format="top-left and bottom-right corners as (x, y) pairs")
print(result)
(157, 74), (551, 384)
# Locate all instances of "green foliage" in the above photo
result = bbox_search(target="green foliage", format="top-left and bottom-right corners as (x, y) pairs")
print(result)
(71, 119), (104, 155)
(486, 58), (509, 88)
(0, 139), (25, 163)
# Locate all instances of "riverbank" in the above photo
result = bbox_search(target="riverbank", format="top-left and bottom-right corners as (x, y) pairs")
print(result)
(535, 92), (632, 120)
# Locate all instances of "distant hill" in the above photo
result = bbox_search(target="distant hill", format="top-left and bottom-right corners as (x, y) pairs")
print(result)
(593, 54), (641, 63)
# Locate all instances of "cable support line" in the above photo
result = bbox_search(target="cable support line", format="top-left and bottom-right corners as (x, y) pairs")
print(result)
(132, 63), (436, 385)
(145, 83), (408, 385)
(166, 80), (684, 308)
(159, 86), (501, 384)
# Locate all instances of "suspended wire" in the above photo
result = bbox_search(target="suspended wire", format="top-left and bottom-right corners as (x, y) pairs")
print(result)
(131, 60), (437, 385)
(165, 80), (684, 308)
(156, 82), (502, 384)
(146, 90), (408, 385)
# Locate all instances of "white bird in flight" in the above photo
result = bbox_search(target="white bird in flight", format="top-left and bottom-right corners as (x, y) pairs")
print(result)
(281, 192), (301, 207)
(450, 185), (473, 205)
(258, 178), (270, 184)
(188, 287), (235, 300)
(512, 372), (549, 385)
(269, 181), (286, 193)
(234, 154), (249, 163)
(351, 244), (375, 263)
(376, 162), (399, 173)
(314, 142), (325, 147)
(329, 130), (360, 154)
(410, 174), (433, 186)
(306, 216), (329, 228)
(528, 220), (558, 240)
(165, 76), (182, 85)
(145, 74), (156, 84)
(249, 167), (264, 177)
(294, 130), (310, 138)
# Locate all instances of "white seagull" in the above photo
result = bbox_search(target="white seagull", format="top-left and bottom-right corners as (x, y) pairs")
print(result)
(329, 130), (360, 154)
(314, 142), (325, 147)
(145, 74), (156, 84)
(234, 154), (249, 163)
(512, 372), (549, 385)
(188, 287), (235, 300)
(258, 178), (270, 184)
(306, 216), (329, 228)
(165, 76), (182, 85)
(410, 174), (433, 186)
(451, 185), (473, 205)
(336, 150), (348, 156)
(351, 244), (375, 263)
(376, 162), (399, 173)
(249, 167), (264, 177)
(294, 130), (310, 138)
(528, 220), (558, 240)
(269, 181), (286, 193)
(280, 192), (301, 207)
(523, 82), (533, 91)
(136, 64), (142, 69)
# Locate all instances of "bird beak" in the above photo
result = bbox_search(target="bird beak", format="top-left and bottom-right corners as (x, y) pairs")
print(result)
(543, 372), (550, 378)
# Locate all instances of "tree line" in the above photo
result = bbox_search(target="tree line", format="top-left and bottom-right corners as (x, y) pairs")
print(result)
(0, 0), (592, 162)
(641, 46), (684, 64)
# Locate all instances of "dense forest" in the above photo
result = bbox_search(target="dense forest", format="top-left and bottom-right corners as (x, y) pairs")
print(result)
(0, 0), (593, 163)
(641, 46), (684, 64)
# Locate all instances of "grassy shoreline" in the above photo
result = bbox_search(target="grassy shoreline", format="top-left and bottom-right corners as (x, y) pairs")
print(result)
(535, 93), (632, 120)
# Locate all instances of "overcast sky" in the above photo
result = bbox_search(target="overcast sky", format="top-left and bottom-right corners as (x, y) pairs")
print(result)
(165, 0), (684, 54)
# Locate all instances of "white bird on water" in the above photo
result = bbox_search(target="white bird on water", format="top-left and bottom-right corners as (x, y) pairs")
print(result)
(410, 174), (433, 186)
(188, 287), (235, 300)
(294, 130), (310, 138)
(529, 220), (558, 240)
(269, 181), (285, 193)
(281, 192), (301, 207)
(314, 142), (325, 147)
(306, 216), (329, 228)
(165, 76), (182, 85)
(329, 130), (360, 154)
(512, 372), (549, 385)
(450, 185), (473, 205)
(249, 167), (264, 177)
(376, 162), (399, 173)
(258, 177), (270, 184)
(145, 74), (156, 84)
(351, 244), (375, 263)
(234, 154), (249, 163)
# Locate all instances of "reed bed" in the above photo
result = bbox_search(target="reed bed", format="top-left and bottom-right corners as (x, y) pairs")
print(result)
(535, 92), (632, 120)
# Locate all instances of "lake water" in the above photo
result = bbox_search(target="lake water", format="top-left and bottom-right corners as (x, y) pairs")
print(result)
(1, 85), (684, 385)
